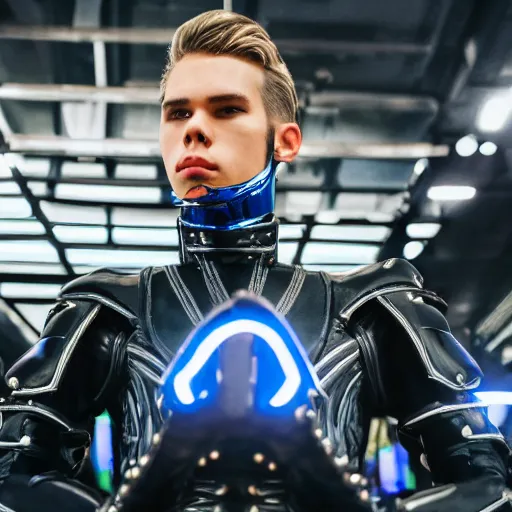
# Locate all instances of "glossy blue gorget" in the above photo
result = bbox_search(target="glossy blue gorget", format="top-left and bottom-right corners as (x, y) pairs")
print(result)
(171, 158), (278, 231)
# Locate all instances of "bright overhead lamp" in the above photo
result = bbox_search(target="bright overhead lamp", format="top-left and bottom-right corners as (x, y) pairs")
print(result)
(53, 225), (109, 244)
(0, 197), (32, 218)
(55, 184), (161, 203)
(413, 158), (428, 176)
(112, 227), (179, 246)
(455, 135), (478, 157)
(278, 224), (306, 240)
(406, 223), (441, 239)
(40, 201), (107, 225)
(310, 225), (390, 242)
(65, 248), (180, 267)
(0, 282), (61, 299)
(479, 141), (498, 156)
(476, 91), (512, 132)
(0, 262), (66, 275)
(301, 242), (379, 265)
(0, 220), (45, 235)
(403, 241), (424, 260)
(427, 186), (476, 201)
(0, 240), (59, 263)
(277, 242), (298, 265)
(302, 264), (363, 273)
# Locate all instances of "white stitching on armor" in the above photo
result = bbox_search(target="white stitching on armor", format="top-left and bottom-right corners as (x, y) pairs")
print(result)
(340, 285), (422, 321)
(11, 304), (102, 396)
(58, 293), (136, 320)
(320, 351), (360, 389)
(478, 494), (511, 512)
(403, 402), (486, 428)
(0, 404), (78, 431)
(164, 266), (203, 326)
(0, 501), (16, 512)
(127, 345), (166, 372)
(276, 266), (307, 316)
(314, 339), (358, 373)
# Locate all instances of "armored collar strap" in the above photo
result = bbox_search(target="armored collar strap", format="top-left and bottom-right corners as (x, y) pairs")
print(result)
(178, 214), (279, 265)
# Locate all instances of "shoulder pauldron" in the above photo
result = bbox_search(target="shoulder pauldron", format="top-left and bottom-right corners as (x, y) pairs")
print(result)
(334, 258), (482, 391)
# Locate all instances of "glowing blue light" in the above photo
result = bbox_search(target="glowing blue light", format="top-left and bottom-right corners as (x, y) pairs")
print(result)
(474, 391), (512, 405)
(160, 293), (323, 417)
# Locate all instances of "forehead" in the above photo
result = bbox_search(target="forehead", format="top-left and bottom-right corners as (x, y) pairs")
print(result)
(164, 53), (265, 103)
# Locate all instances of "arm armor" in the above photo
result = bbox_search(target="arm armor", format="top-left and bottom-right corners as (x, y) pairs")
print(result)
(337, 259), (511, 509)
(0, 298), (130, 480)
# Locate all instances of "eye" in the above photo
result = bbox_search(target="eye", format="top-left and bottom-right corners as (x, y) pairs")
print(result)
(216, 106), (244, 117)
(167, 109), (191, 120)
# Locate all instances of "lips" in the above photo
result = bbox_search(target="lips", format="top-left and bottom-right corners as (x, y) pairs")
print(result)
(176, 156), (218, 173)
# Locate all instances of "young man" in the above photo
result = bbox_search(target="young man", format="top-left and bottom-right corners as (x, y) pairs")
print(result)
(0, 10), (510, 512)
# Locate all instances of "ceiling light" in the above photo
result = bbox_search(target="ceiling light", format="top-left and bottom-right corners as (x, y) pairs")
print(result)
(0, 282), (61, 299)
(0, 220), (45, 235)
(406, 223), (441, 239)
(0, 197), (32, 218)
(476, 91), (512, 132)
(40, 201), (107, 225)
(112, 227), (179, 246)
(310, 225), (390, 242)
(479, 141), (498, 156)
(55, 184), (161, 203)
(427, 186), (476, 201)
(455, 135), (478, 157)
(1, 182), (21, 195)
(0, 240), (59, 263)
(65, 248), (180, 267)
(403, 241), (424, 260)
(302, 264), (363, 273)
(277, 242), (298, 265)
(301, 242), (379, 265)
(0, 262), (66, 275)
(112, 207), (179, 227)
(413, 158), (428, 176)
(53, 225), (109, 244)
(278, 224), (306, 240)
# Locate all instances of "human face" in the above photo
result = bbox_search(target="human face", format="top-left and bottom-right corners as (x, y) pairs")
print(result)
(160, 53), (270, 200)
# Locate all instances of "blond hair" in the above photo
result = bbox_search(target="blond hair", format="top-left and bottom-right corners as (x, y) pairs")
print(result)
(160, 10), (298, 123)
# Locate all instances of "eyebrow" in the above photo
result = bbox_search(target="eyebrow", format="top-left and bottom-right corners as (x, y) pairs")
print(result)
(162, 93), (250, 110)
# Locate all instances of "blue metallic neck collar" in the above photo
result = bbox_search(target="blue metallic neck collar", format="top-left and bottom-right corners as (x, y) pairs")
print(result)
(172, 158), (278, 231)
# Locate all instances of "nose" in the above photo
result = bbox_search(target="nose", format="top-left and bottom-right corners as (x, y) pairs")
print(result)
(183, 115), (212, 148)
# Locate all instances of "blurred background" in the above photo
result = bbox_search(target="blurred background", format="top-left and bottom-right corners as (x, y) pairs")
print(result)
(0, 0), (511, 498)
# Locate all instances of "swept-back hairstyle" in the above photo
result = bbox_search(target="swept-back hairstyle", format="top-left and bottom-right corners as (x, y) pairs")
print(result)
(160, 10), (298, 123)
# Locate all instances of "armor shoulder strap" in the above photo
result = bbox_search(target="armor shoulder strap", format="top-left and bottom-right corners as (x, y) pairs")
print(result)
(333, 258), (446, 322)
(59, 267), (141, 321)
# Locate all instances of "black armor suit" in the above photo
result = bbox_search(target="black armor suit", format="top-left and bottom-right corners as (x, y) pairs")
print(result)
(0, 216), (510, 511)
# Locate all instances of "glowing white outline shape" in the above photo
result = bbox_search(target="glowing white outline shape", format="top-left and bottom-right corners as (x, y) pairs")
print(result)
(173, 319), (301, 407)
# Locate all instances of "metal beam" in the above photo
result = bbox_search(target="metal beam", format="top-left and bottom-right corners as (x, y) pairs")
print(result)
(0, 25), (431, 54)
(0, 83), (439, 113)
(4, 134), (450, 160)
(308, 91), (439, 113)
(0, 83), (158, 103)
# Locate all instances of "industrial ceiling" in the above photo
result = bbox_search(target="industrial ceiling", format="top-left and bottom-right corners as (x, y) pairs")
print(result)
(0, 0), (511, 379)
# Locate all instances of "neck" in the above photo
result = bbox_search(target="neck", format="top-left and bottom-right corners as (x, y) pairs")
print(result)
(178, 214), (279, 265)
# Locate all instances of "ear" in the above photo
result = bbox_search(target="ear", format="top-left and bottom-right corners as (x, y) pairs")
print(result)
(274, 123), (302, 162)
